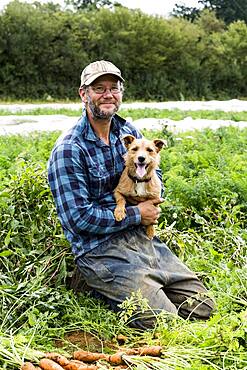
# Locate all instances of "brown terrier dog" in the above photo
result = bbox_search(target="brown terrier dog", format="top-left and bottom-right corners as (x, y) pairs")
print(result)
(114, 135), (167, 239)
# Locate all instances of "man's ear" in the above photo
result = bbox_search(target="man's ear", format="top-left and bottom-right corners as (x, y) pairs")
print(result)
(122, 134), (136, 149)
(79, 87), (87, 103)
(153, 139), (167, 152)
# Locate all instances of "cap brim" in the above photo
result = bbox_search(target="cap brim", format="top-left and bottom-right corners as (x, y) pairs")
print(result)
(83, 72), (125, 86)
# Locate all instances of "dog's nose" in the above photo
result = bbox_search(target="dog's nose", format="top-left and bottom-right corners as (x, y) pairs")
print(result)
(138, 156), (146, 163)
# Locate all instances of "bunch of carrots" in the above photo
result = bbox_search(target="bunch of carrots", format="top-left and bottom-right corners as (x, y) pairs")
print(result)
(20, 346), (163, 370)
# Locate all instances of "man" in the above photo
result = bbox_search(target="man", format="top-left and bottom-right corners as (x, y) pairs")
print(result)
(48, 60), (214, 329)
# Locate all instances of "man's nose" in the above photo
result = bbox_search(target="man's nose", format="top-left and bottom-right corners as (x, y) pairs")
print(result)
(102, 88), (114, 96)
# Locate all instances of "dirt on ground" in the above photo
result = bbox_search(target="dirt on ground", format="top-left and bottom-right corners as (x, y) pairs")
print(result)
(55, 330), (119, 353)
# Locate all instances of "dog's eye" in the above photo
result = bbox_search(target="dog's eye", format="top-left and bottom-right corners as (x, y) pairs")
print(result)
(131, 147), (138, 151)
(147, 148), (154, 152)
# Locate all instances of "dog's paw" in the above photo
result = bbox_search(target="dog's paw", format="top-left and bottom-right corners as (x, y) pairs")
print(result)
(114, 207), (126, 221)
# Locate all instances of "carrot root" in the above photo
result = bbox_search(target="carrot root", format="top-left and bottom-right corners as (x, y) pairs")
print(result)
(39, 358), (65, 370)
(73, 350), (109, 363)
(109, 352), (125, 365)
(116, 334), (127, 345)
(45, 353), (70, 366)
(20, 362), (37, 370)
(122, 348), (139, 356)
(37, 344), (162, 370)
(64, 360), (98, 370)
(138, 345), (163, 356)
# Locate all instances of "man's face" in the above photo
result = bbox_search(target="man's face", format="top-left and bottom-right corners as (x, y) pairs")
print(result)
(81, 74), (123, 120)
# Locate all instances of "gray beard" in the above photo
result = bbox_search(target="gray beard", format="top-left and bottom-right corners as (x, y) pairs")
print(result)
(87, 97), (118, 120)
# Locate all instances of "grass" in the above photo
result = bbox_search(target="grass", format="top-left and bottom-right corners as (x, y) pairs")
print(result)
(0, 124), (246, 369)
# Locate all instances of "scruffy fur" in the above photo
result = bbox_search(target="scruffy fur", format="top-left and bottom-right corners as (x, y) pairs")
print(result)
(114, 135), (167, 239)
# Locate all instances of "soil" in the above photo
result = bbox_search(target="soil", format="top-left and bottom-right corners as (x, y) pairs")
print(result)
(54, 330), (120, 353)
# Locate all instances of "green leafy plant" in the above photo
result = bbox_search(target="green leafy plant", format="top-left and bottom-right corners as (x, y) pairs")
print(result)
(0, 126), (246, 369)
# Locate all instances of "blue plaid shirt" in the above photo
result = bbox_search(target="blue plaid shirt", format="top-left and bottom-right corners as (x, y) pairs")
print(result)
(48, 111), (146, 258)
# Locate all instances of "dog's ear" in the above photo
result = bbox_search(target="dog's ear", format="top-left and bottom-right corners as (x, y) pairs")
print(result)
(153, 139), (167, 152)
(122, 135), (136, 149)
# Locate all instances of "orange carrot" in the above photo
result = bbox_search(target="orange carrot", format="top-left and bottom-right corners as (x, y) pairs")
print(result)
(39, 358), (65, 370)
(45, 353), (70, 367)
(122, 348), (139, 355)
(138, 345), (162, 356)
(64, 360), (98, 370)
(109, 352), (125, 365)
(73, 350), (109, 363)
(64, 360), (87, 368)
(116, 334), (127, 345)
(67, 365), (97, 370)
(21, 362), (36, 370)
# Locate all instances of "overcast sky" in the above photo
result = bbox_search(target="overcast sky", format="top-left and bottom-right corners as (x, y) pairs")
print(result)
(0, 0), (202, 16)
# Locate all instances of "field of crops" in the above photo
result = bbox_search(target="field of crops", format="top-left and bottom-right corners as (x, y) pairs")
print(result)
(0, 107), (246, 369)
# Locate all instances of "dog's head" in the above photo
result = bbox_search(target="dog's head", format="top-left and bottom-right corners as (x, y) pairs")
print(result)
(122, 135), (167, 179)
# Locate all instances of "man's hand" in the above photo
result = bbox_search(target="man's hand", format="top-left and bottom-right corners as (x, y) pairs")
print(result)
(137, 198), (164, 226)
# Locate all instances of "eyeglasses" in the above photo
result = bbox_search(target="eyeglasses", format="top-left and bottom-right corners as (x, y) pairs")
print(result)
(90, 85), (122, 95)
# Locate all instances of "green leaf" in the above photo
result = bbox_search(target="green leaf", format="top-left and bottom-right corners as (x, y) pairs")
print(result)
(28, 312), (37, 327)
(4, 230), (11, 247)
(0, 250), (13, 257)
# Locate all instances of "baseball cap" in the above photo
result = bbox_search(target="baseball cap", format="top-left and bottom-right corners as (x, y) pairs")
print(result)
(80, 60), (125, 87)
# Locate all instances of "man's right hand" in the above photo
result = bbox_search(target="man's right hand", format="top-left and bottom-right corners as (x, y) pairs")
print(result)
(137, 198), (164, 226)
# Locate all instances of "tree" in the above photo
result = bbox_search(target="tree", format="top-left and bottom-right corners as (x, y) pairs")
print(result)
(0, 1), (246, 100)
(195, 9), (225, 33)
(65, 0), (115, 11)
(172, 4), (201, 22)
(199, 0), (247, 24)
(173, 0), (247, 24)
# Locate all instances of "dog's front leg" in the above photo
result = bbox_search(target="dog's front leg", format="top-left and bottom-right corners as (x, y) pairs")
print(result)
(146, 225), (155, 239)
(114, 190), (127, 221)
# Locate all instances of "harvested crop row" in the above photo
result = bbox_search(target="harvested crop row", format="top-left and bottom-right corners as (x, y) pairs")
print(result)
(73, 345), (162, 364)
(21, 359), (98, 370)
(20, 346), (163, 370)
